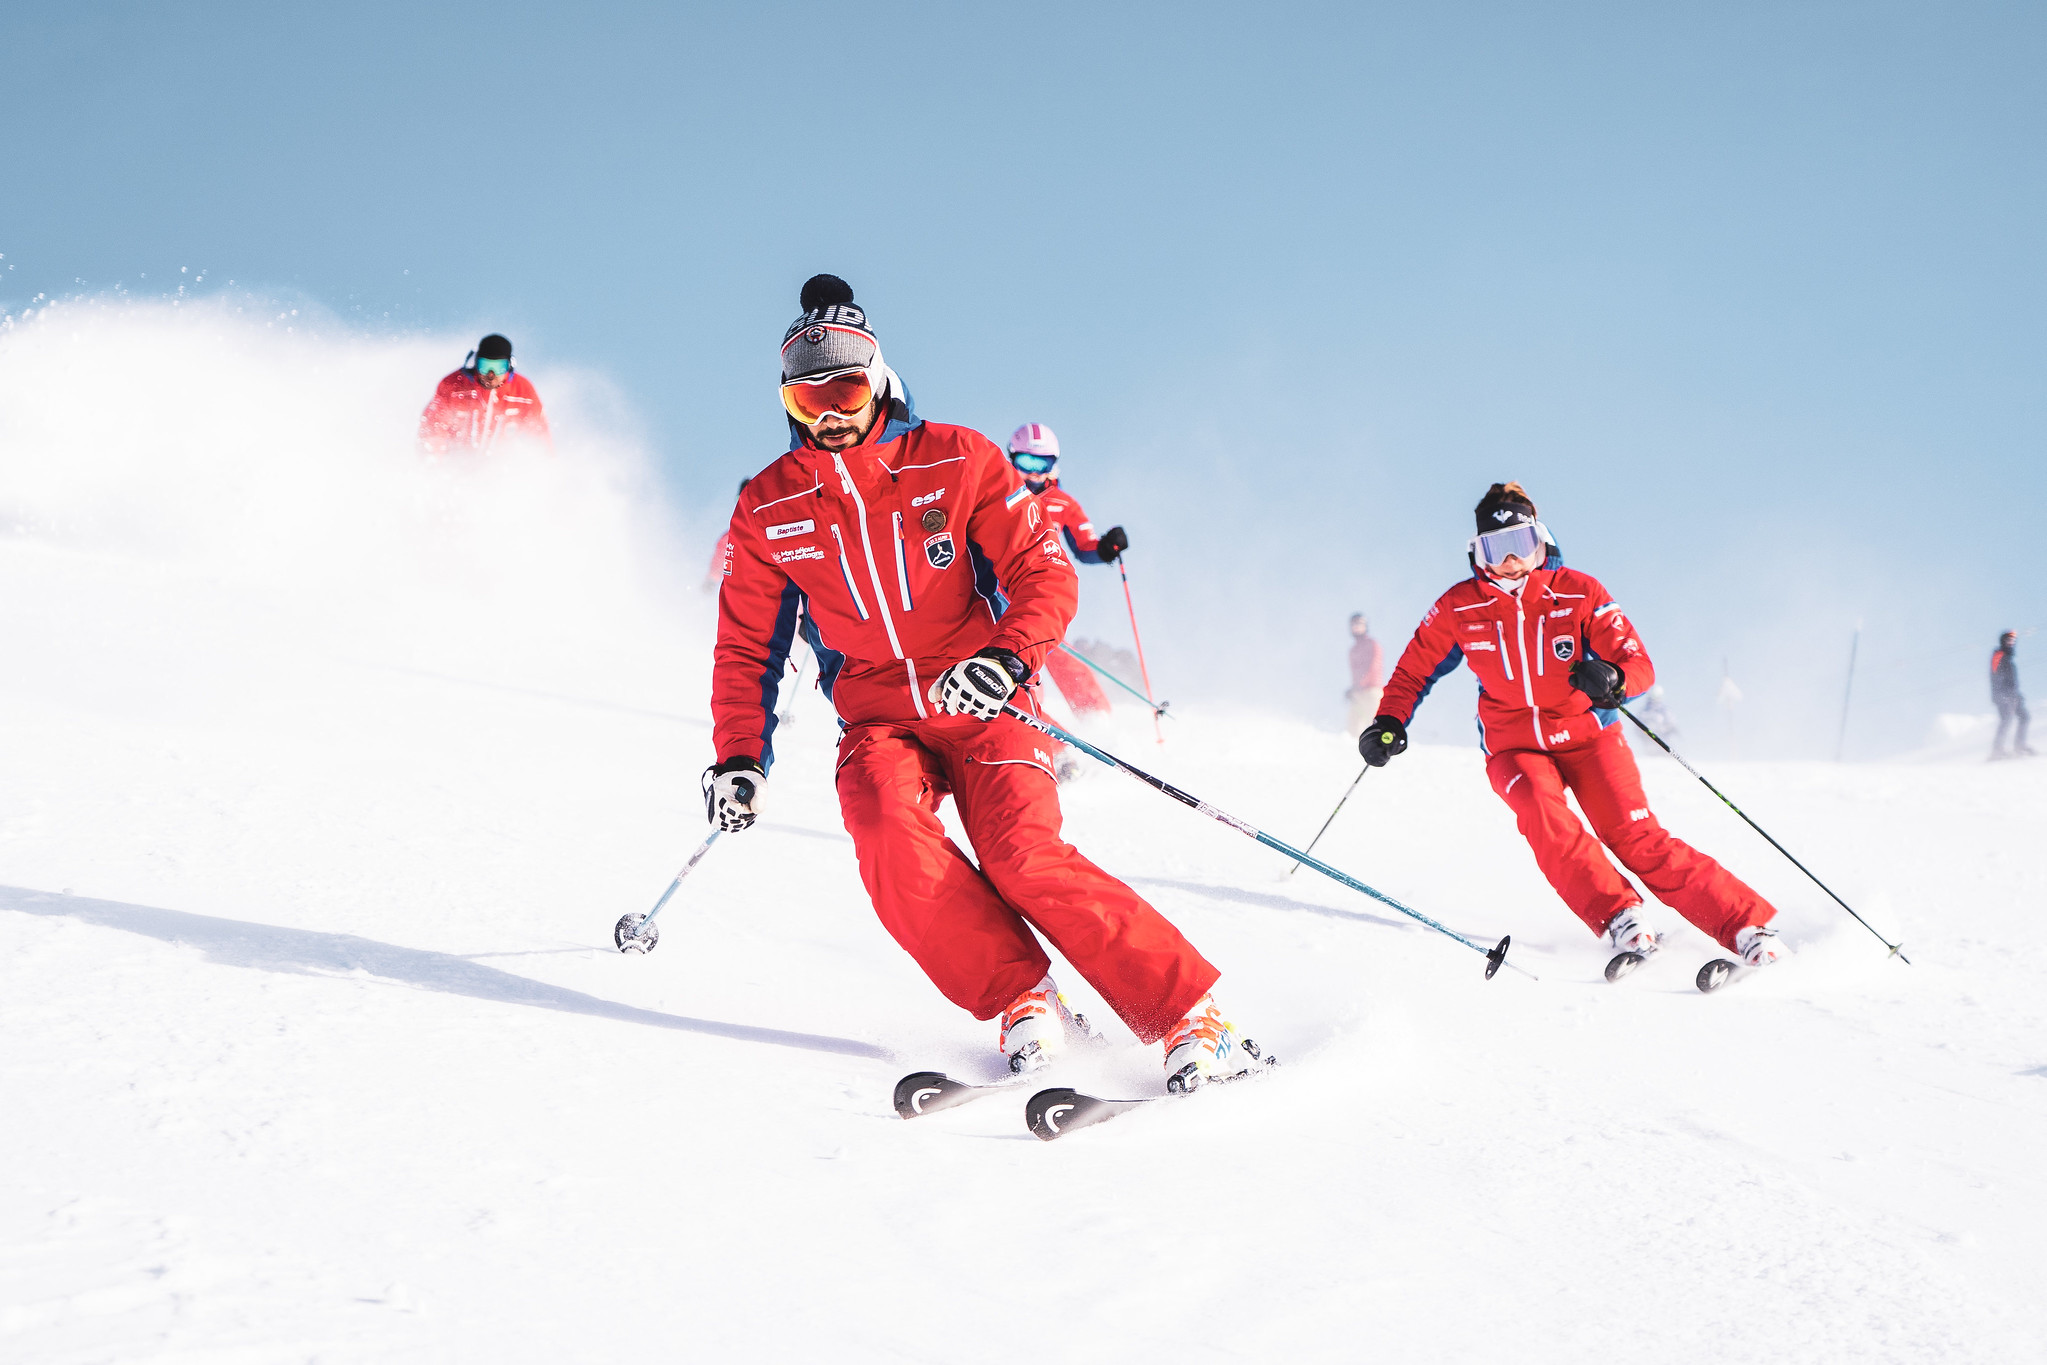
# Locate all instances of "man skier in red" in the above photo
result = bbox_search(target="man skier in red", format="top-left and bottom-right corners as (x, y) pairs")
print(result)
(1360, 482), (1783, 972)
(706, 276), (1249, 1087)
(417, 333), (552, 454)
(1004, 423), (1127, 718)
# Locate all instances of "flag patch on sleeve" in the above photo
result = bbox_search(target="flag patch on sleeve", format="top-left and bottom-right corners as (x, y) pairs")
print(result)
(1004, 486), (1030, 510)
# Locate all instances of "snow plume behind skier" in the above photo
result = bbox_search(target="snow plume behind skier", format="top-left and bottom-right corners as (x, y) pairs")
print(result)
(0, 296), (696, 709)
(1359, 481), (1784, 972)
(708, 276), (1254, 1087)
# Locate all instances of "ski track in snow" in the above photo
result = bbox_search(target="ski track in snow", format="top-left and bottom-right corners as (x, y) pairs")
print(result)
(3, 308), (2045, 1363)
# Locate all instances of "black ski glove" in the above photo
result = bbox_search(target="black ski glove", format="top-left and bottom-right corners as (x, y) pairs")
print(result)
(1358, 716), (1408, 767)
(1096, 526), (1129, 563)
(1570, 658), (1626, 708)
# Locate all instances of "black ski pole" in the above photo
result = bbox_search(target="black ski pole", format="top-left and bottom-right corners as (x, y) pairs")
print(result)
(1004, 704), (1529, 980)
(1617, 704), (1909, 963)
(1286, 764), (1369, 877)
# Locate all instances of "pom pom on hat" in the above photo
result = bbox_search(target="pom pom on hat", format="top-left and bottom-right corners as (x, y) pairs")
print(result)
(800, 274), (855, 311)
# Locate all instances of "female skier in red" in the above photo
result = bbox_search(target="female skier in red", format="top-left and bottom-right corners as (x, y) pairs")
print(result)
(1361, 482), (1783, 972)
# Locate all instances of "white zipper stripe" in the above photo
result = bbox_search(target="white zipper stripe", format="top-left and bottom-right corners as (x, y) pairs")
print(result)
(1496, 622), (1513, 681)
(891, 512), (914, 611)
(1514, 604), (1543, 750)
(833, 453), (927, 719)
(831, 524), (869, 620)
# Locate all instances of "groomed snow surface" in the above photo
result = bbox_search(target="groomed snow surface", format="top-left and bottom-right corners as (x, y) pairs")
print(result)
(5, 305), (2045, 1363)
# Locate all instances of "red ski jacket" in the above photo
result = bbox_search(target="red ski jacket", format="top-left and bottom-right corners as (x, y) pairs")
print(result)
(713, 412), (1077, 767)
(1378, 566), (1653, 756)
(1034, 480), (1112, 564)
(417, 369), (551, 453)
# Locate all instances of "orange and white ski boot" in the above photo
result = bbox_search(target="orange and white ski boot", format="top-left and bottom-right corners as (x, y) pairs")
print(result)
(998, 976), (1100, 1075)
(1161, 994), (1267, 1093)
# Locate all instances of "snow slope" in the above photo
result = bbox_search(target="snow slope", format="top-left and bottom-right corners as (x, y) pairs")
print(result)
(4, 306), (2045, 1363)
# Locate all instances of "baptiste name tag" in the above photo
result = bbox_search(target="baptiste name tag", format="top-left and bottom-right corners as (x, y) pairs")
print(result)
(766, 519), (815, 540)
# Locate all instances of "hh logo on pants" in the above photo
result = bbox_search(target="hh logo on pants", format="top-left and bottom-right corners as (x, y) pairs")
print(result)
(924, 532), (955, 569)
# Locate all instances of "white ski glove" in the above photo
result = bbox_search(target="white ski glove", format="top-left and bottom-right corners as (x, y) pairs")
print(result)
(928, 649), (1029, 722)
(703, 759), (766, 832)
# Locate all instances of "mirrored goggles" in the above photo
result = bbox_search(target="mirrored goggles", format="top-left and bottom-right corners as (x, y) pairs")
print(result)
(476, 356), (511, 378)
(1470, 522), (1547, 568)
(1009, 450), (1057, 476)
(780, 367), (875, 426)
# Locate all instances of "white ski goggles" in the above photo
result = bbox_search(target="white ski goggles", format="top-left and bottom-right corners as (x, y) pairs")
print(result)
(1469, 521), (1549, 568)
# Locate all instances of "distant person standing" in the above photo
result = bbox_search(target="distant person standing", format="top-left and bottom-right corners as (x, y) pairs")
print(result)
(1991, 630), (2032, 759)
(1345, 613), (1384, 739)
(418, 333), (552, 454)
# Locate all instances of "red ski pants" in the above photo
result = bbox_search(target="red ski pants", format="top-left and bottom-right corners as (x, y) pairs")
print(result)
(1485, 723), (1776, 950)
(1042, 645), (1112, 715)
(835, 714), (1217, 1042)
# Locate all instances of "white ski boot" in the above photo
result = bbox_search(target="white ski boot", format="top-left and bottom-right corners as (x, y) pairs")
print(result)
(998, 976), (1098, 1075)
(1735, 925), (1784, 968)
(1161, 994), (1265, 1093)
(1604, 907), (1660, 956)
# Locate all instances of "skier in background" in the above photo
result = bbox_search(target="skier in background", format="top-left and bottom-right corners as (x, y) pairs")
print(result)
(1359, 481), (1783, 972)
(1005, 424), (1127, 718)
(1345, 613), (1384, 739)
(704, 480), (750, 590)
(707, 276), (1254, 1089)
(417, 333), (552, 454)
(1991, 630), (2032, 759)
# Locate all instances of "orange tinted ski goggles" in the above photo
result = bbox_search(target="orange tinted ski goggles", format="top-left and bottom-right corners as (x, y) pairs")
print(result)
(780, 368), (875, 426)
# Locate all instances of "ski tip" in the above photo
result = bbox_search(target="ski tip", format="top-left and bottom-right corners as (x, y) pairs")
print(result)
(1604, 950), (1646, 983)
(1485, 935), (1511, 980)
(1025, 1087), (1086, 1142)
(891, 1071), (952, 1120)
(1695, 958), (1738, 993)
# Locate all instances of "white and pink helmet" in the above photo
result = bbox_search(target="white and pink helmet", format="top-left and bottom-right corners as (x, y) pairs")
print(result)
(1007, 422), (1060, 478)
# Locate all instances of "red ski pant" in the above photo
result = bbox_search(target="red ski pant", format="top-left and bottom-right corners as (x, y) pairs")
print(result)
(835, 714), (1217, 1042)
(1485, 723), (1776, 951)
(1042, 645), (1112, 715)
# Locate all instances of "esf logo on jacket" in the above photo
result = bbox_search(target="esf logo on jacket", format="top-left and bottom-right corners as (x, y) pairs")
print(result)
(924, 532), (955, 569)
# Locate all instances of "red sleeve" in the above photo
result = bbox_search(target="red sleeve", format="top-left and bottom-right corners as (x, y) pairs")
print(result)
(711, 501), (801, 767)
(964, 443), (1079, 678)
(1377, 593), (1466, 726)
(1056, 488), (1101, 555)
(516, 377), (551, 444)
(1583, 583), (1654, 697)
(417, 374), (461, 452)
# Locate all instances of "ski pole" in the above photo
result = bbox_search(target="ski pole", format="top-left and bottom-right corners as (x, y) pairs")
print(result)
(1287, 764), (1369, 877)
(1616, 704), (1909, 963)
(1002, 704), (1528, 980)
(614, 829), (722, 954)
(1116, 557), (1164, 744)
(1056, 642), (1173, 720)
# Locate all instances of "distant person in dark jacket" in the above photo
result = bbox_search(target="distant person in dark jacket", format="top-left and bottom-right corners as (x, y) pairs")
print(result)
(1345, 613), (1384, 739)
(1991, 630), (2032, 760)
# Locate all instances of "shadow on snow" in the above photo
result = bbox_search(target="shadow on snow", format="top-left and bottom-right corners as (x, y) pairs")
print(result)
(0, 884), (889, 1062)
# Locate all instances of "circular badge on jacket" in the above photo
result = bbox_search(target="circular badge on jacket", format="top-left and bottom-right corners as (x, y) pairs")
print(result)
(921, 508), (946, 532)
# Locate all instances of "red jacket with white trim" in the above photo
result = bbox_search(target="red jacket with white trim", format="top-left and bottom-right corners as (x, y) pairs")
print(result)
(1377, 566), (1653, 755)
(417, 369), (551, 453)
(712, 418), (1076, 766)
(1033, 479), (1112, 564)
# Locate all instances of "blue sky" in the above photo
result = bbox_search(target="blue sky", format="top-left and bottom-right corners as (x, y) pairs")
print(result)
(6, 2), (2041, 754)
